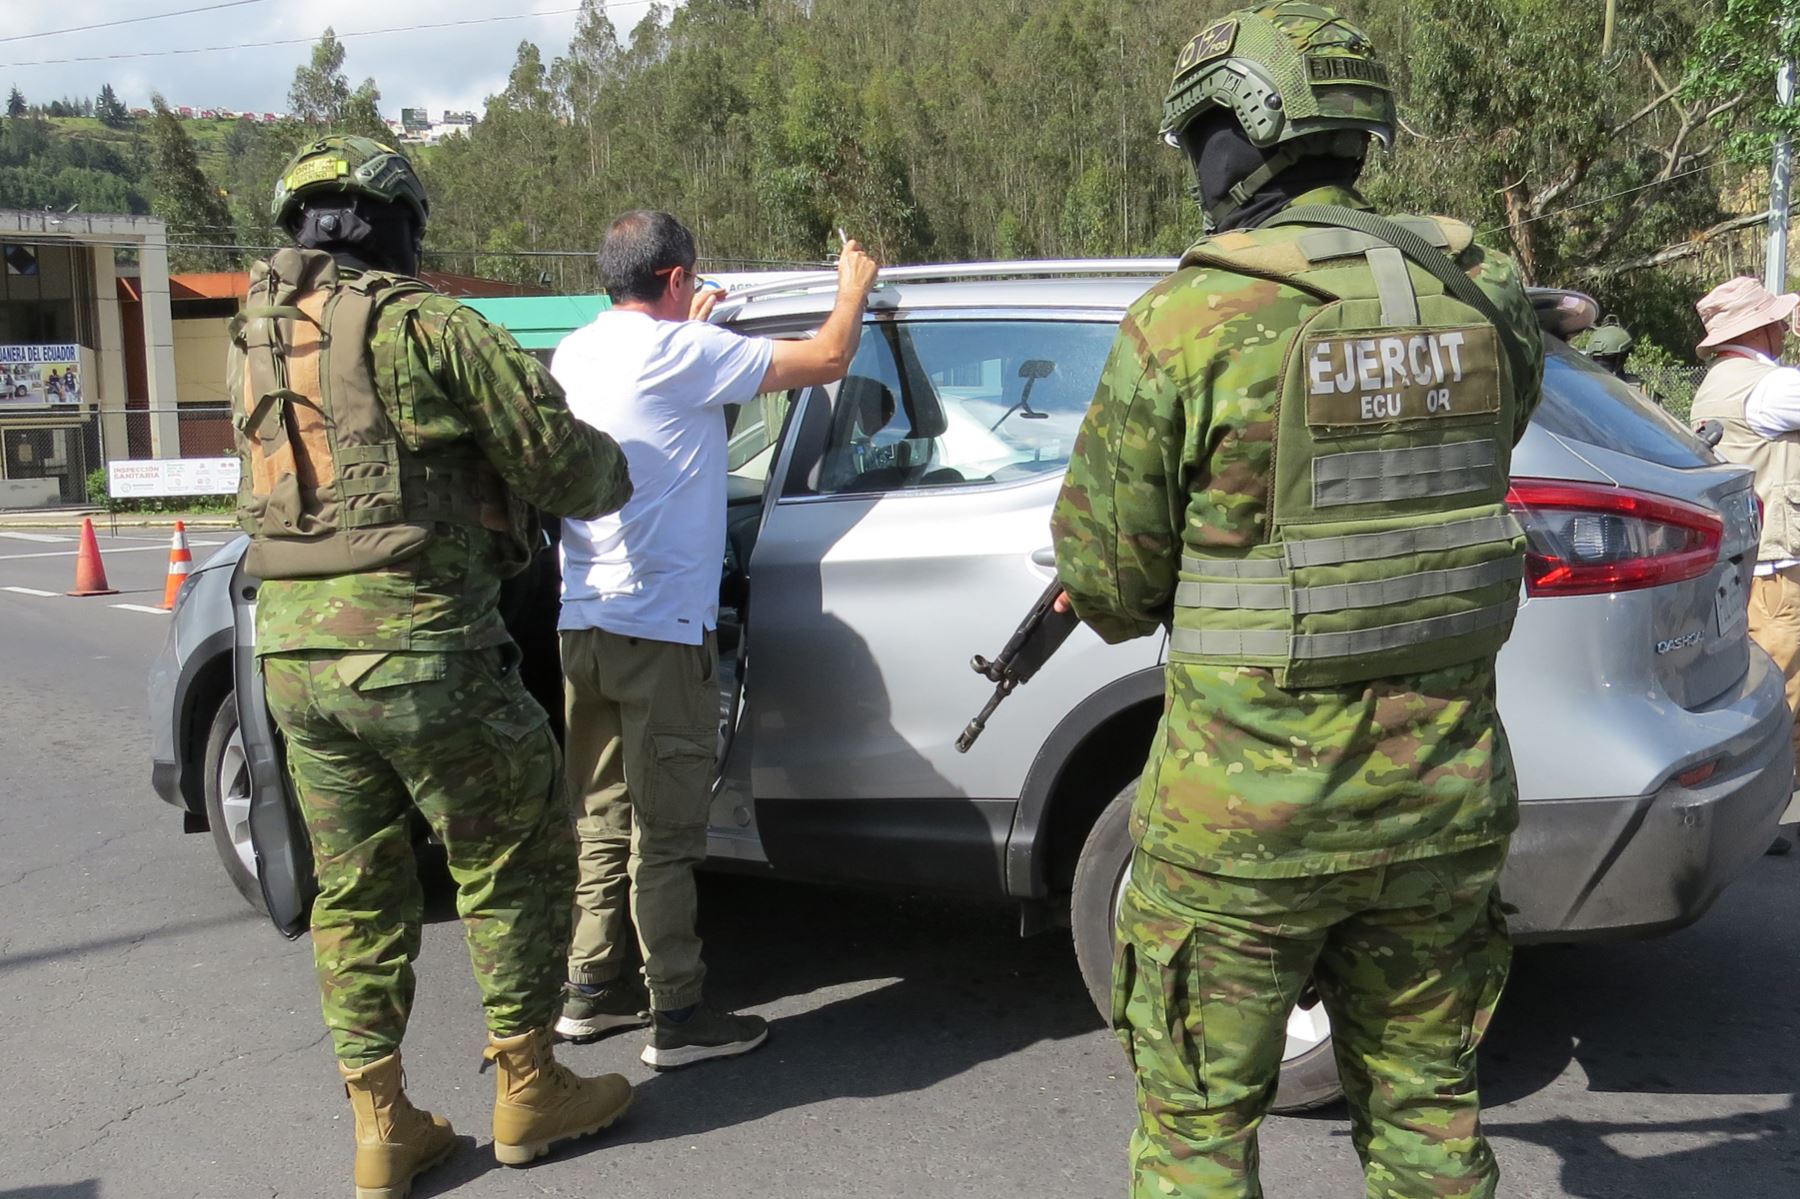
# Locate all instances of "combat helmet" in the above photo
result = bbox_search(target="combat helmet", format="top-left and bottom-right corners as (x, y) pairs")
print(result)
(271, 135), (429, 233)
(1162, 2), (1396, 227)
(1585, 316), (1634, 358)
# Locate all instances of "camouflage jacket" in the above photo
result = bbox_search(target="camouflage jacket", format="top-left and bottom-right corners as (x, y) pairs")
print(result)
(242, 276), (632, 655)
(1051, 185), (1545, 879)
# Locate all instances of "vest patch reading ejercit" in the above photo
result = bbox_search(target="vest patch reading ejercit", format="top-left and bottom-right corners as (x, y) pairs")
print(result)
(1304, 325), (1501, 430)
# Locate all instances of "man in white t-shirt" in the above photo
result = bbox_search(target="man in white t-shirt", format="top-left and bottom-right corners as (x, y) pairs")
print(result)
(551, 210), (878, 1067)
(1689, 275), (1800, 854)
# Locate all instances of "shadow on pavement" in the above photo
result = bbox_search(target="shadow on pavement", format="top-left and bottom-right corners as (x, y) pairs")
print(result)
(0, 910), (257, 977)
(1479, 857), (1800, 1197)
(573, 870), (1104, 1145)
(0, 1184), (100, 1198)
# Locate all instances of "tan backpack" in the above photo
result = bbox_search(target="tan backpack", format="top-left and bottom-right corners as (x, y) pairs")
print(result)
(231, 247), (513, 580)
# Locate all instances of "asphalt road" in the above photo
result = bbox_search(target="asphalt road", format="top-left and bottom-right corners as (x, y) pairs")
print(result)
(1, 529), (1797, 1199)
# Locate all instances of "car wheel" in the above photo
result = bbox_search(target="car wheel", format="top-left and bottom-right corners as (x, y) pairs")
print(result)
(1070, 782), (1343, 1113)
(201, 696), (267, 914)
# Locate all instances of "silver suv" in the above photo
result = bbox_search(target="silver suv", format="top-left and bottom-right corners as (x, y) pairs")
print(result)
(149, 262), (1793, 1110)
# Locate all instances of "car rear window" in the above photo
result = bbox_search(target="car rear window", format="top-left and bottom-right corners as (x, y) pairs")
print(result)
(1531, 338), (1713, 468)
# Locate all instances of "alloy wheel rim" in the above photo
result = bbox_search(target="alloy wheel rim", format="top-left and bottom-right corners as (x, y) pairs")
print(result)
(218, 728), (256, 878)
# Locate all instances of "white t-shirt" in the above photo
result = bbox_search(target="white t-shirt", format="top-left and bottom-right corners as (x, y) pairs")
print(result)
(553, 309), (774, 645)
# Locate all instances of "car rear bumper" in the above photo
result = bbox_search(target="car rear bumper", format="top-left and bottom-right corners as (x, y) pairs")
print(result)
(1505, 677), (1793, 942)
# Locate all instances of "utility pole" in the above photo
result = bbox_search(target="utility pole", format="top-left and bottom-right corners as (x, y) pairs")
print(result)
(1771, 25), (1795, 294)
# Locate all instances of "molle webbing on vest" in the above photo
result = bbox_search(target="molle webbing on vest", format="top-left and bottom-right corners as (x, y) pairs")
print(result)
(1312, 440), (1499, 507)
(232, 248), (508, 580)
(1169, 209), (1528, 688)
(1170, 597), (1520, 662)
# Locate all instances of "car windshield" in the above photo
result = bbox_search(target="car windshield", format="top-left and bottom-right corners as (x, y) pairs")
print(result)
(1532, 338), (1713, 468)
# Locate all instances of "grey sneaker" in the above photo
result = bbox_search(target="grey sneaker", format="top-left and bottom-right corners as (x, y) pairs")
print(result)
(553, 978), (651, 1044)
(641, 1004), (769, 1070)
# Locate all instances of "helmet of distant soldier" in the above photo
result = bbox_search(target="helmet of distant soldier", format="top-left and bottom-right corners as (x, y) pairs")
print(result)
(1161, 3), (1397, 153)
(1585, 316), (1635, 358)
(270, 135), (429, 233)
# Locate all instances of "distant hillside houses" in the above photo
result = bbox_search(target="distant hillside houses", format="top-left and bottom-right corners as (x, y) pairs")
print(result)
(125, 107), (292, 123)
(388, 109), (478, 145)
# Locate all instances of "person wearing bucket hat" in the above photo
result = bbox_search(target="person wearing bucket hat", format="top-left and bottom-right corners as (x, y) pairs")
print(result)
(1690, 275), (1800, 854)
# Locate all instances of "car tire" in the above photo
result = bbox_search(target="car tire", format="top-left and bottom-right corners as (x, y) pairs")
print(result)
(201, 695), (268, 915)
(1070, 781), (1343, 1113)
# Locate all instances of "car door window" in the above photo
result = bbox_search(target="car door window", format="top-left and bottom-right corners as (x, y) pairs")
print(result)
(802, 319), (1118, 495)
(727, 389), (795, 484)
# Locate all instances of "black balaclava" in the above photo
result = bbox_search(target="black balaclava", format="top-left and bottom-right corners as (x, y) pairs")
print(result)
(292, 196), (422, 277)
(1183, 109), (1364, 233)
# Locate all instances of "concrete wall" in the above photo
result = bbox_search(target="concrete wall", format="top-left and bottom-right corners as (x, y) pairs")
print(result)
(173, 317), (232, 406)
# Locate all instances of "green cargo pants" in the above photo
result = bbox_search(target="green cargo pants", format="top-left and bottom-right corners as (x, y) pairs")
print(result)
(1114, 842), (1511, 1199)
(263, 647), (575, 1067)
(562, 626), (718, 1011)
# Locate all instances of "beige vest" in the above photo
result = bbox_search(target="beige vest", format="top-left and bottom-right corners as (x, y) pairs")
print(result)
(1691, 356), (1800, 563)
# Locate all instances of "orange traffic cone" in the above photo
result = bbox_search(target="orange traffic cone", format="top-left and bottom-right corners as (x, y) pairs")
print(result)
(159, 521), (193, 610)
(67, 516), (118, 597)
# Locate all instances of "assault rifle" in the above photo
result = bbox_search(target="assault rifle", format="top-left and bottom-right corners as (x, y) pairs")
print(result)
(956, 578), (1081, 753)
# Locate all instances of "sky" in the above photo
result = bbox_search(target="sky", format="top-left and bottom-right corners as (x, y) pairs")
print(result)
(0, 0), (670, 121)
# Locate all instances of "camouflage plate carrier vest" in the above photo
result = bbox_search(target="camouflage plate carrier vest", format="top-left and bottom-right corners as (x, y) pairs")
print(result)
(1171, 212), (1530, 689)
(231, 247), (519, 580)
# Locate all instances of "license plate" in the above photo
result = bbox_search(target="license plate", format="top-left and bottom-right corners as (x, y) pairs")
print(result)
(1716, 580), (1748, 641)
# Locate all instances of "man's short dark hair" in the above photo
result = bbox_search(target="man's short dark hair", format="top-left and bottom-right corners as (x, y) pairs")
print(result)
(598, 210), (696, 304)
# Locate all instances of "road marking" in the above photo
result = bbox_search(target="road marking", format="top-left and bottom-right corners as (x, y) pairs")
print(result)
(0, 531), (70, 543)
(0, 540), (223, 561)
(2, 586), (59, 597)
(110, 603), (170, 615)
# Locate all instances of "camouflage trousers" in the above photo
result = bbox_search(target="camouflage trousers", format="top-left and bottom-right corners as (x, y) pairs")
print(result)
(263, 647), (576, 1067)
(1114, 842), (1511, 1199)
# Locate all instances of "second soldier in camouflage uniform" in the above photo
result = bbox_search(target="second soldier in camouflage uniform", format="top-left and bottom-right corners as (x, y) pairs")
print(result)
(1051, 7), (1544, 1198)
(232, 136), (637, 1197)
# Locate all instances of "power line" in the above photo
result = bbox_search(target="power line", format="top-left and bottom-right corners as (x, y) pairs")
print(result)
(1481, 155), (1724, 236)
(0, 3), (660, 69)
(0, 1), (277, 46)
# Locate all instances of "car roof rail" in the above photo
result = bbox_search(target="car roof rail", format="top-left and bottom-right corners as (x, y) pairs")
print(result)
(714, 258), (1182, 310)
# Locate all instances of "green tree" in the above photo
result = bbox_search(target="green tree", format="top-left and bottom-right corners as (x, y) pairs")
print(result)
(6, 88), (23, 119)
(96, 84), (128, 128)
(146, 95), (235, 269)
(288, 28), (389, 139)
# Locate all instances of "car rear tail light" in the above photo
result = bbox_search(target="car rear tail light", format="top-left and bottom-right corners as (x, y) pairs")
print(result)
(1506, 478), (1723, 597)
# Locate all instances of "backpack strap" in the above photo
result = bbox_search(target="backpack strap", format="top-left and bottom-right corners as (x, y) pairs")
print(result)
(1264, 205), (1535, 399)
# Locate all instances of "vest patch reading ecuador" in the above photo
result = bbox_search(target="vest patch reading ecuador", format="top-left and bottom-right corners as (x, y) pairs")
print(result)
(1303, 325), (1501, 429)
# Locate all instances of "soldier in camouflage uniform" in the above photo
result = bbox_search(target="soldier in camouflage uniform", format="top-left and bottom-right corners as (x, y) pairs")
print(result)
(1050, 7), (1544, 1198)
(233, 136), (638, 1197)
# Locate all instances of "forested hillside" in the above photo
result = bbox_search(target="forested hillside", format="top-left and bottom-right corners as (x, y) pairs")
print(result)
(2, 0), (1792, 357)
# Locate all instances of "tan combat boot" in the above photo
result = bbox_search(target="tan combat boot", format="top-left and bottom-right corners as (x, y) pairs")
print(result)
(485, 1027), (633, 1166)
(338, 1053), (457, 1199)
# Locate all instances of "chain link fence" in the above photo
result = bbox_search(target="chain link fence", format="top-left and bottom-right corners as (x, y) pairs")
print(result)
(0, 416), (102, 507)
(1631, 363), (1708, 423)
(0, 406), (236, 510)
